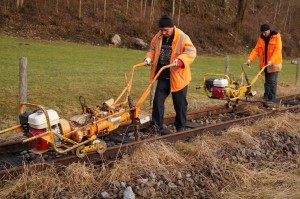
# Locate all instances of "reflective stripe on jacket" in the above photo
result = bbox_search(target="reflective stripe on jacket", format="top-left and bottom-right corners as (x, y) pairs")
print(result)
(248, 33), (282, 73)
(146, 26), (196, 92)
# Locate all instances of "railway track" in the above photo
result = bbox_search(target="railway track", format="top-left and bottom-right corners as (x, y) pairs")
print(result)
(1, 94), (300, 179)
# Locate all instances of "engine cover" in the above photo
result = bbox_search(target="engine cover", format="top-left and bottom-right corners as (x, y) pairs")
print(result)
(212, 87), (226, 99)
(28, 109), (60, 129)
(28, 127), (50, 150)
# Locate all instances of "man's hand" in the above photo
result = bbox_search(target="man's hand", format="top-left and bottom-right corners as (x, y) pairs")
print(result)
(173, 58), (184, 68)
(144, 57), (151, 66)
(246, 59), (251, 65)
(267, 61), (272, 66)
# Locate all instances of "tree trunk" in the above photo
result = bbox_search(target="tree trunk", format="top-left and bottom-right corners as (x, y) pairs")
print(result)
(177, 0), (181, 27)
(66, 0), (69, 9)
(273, 0), (279, 24)
(149, 0), (156, 27)
(172, 0), (175, 18)
(150, 0), (153, 22)
(140, 0), (143, 19)
(143, 0), (147, 21)
(56, 0), (58, 14)
(78, 0), (82, 19)
(126, 0), (129, 16)
(234, 0), (248, 32)
(103, 0), (107, 22)
(35, 0), (40, 15)
(283, 0), (291, 31)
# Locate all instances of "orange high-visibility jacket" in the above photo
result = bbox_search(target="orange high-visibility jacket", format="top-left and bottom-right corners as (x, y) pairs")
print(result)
(146, 26), (196, 92)
(248, 32), (282, 73)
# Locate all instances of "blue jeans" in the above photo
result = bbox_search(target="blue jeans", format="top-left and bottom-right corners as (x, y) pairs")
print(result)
(264, 71), (278, 101)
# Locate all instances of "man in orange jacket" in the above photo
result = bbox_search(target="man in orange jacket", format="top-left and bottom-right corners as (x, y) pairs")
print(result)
(144, 15), (196, 135)
(247, 23), (282, 101)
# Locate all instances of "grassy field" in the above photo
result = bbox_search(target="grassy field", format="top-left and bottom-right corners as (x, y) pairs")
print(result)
(1, 36), (300, 199)
(0, 35), (298, 125)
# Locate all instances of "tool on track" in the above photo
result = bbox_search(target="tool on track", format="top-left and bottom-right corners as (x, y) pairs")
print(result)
(198, 63), (273, 108)
(0, 63), (173, 158)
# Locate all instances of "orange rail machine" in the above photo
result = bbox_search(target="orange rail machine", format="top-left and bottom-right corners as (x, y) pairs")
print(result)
(0, 63), (173, 158)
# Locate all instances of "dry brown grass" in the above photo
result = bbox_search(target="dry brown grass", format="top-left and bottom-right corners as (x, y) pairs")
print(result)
(220, 113), (300, 198)
(109, 141), (187, 182)
(222, 160), (300, 199)
(1, 112), (300, 198)
(0, 163), (104, 198)
(188, 97), (225, 112)
(0, 164), (61, 198)
(174, 112), (300, 198)
(248, 112), (300, 136)
(239, 103), (267, 114)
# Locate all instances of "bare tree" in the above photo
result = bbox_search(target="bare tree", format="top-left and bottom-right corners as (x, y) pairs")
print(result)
(283, 0), (291, 31)
(66, 0), (70, 9)
(103, 0), (107, 22)
(177, 0), (181, 27)
(35, 0), (40, 16)
(78, 0), (82, 19)
(234, 0), (248, 32)
(20, 0), (24, 8)
(172, 0), (175, 18)
(143, 0), (147, 21)
(126, 0), (129, 16)
(16, 0), (20, 9)
(273, 0), (279, 24)
(150, 0), (154, 22)
(149, 0), (156, 27)
(140, 0), (143, 19)
(56, 0), (59, 14)
(93, 0), (98, 15)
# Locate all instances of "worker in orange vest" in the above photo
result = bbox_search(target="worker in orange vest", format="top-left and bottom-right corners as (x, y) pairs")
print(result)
(247, 23), (282, 101)
(144, 15), (196, 135)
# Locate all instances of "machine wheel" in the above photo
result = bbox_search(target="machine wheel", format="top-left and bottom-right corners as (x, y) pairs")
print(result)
(92, 139), (107, 155)
(227, 100), (238, 109)
(75, 145), (86, 158)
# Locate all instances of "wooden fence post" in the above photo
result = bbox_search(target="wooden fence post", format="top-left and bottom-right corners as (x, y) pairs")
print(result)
(296, 58), (299, 85)
(19, 57), (27, 112)
(225, 55), (229, 75)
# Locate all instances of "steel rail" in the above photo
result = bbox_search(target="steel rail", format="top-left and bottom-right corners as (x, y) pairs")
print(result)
(1, 103), (299, 179)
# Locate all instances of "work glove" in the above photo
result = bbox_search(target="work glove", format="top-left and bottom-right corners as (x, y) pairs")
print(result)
(267, 61), (272, 66)
(173, 58), (184, 68)
(246, 59), (251, 65)
(144, 57), (151, 66)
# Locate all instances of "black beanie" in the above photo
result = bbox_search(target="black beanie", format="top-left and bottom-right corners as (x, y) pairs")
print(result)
(260, 24), (270, 32)
(159, 15), (174, 28)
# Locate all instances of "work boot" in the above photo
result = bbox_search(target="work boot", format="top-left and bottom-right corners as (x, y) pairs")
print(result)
(176, 127), (186, 132)
(159, 127), (171, 135)
(146, 124), (160, 134)
(271, 98), (282, 104)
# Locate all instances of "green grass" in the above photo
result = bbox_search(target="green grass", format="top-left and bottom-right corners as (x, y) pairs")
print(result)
(0, 35), (298, 124)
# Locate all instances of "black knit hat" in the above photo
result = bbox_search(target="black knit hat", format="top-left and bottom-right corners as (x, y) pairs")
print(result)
(159, 15), (174, 28)
(260, 24), (270, 32)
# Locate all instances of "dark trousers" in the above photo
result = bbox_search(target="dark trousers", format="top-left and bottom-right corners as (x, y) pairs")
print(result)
(264, 71), (279, 101)
(152, 78), (188, 129)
